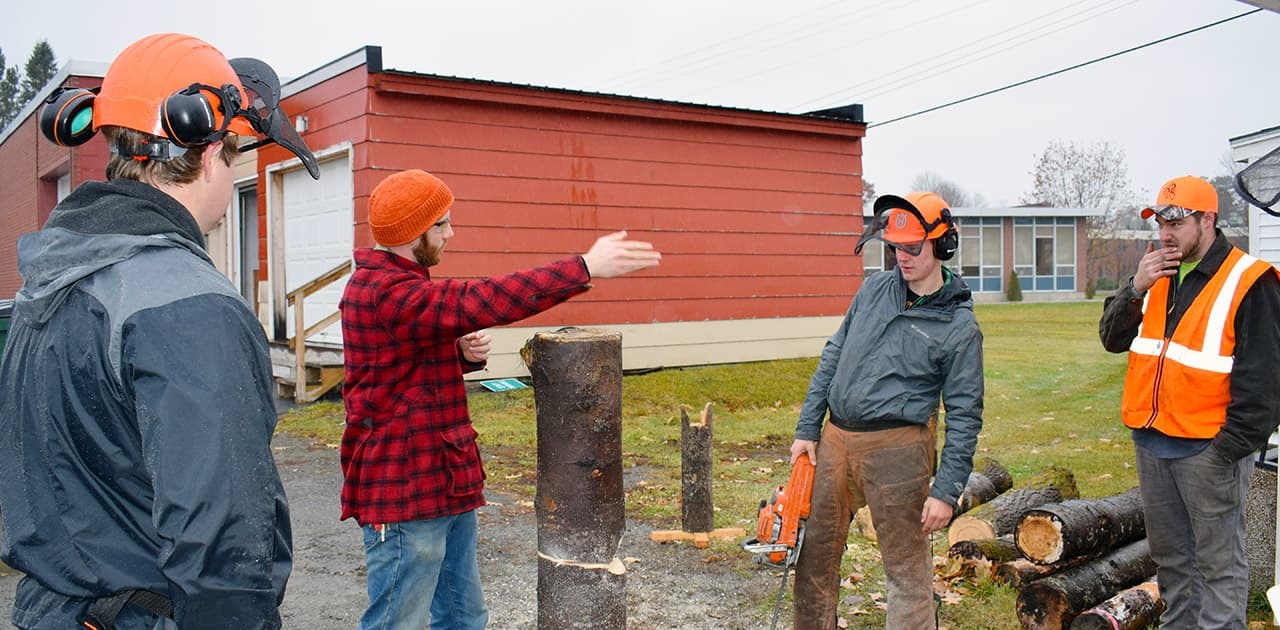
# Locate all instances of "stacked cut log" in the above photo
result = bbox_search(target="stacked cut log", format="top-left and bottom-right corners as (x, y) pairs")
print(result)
(943, 535), (1018, 579)
(1015, 540), (1156, 629)
(1014, 487), (1145, 565)
(1068, 580), (1163, 630)
(956, 457), (1015, 514)
(948, 465), (1079, 546)
(942, 480), (1163, 629)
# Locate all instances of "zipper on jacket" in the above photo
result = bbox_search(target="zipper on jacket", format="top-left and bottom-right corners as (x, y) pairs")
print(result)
(1141, 337), (1170, 429)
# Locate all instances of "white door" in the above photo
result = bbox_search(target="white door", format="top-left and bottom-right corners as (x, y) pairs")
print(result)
(279, 154), (353, 345)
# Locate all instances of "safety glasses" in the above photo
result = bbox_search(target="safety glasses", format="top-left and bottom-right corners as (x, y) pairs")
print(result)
(855, 205), (934, 256)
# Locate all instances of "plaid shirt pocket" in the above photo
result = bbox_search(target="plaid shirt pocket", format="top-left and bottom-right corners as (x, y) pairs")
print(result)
(441, 424), (485, 497)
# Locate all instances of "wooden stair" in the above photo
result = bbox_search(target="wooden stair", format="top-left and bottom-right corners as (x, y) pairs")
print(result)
(270, 340), (344, 403)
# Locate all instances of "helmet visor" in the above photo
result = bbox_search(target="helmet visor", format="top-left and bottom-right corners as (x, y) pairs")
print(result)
(229, 57), (320, 179)
(855, 207), (929, 256)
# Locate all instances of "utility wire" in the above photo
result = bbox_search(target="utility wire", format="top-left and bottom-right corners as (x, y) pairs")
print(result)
(865, 8), (1264, 129)
(790, 0), (1131, 111)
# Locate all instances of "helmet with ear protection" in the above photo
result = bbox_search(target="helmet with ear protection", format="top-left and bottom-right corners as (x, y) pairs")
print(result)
(857, 191), (959, 261)
(39, 32), (321, 179)
(903, 192), (958, 261)
(39, 33), (253, 148)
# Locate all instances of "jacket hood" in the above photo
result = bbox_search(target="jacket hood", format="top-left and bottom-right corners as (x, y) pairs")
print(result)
(14, 180), (210, 327)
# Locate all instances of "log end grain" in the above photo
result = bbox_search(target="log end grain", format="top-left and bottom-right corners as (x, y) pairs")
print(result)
(1015, 513), (1065, 564)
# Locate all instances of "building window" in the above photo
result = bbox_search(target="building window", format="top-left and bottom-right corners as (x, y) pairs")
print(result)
(1013, 217), (1075, 292)
(956, 217), (1003, 292)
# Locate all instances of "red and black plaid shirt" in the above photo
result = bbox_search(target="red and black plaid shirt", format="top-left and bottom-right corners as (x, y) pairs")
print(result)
(339, 248), (590, 524)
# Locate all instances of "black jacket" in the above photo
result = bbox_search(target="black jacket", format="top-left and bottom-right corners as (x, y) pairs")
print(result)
(1099, 230), (1280, 461)
(0, 179), (291, 629)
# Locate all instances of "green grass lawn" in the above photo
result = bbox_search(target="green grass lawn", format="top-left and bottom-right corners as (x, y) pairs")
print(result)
(277, 300), (1275, 628)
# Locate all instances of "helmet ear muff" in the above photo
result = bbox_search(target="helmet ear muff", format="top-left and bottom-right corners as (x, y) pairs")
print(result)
(39, 88), (99, 147)
(160, 83), (241, 147)
(932, 208), (958, 261)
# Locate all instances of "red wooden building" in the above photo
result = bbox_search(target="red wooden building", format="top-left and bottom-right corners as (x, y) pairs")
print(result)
(0, 46), (867, 381)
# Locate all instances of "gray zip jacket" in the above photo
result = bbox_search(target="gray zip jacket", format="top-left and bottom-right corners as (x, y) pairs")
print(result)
(0, 179), (290, 629)
(795, 268), (985, 507)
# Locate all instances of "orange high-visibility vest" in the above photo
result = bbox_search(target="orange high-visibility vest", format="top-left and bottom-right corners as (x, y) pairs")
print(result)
(1121, 248), (1277, 438)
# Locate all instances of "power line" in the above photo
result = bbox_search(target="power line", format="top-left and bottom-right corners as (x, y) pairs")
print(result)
(790, 0), (1133, 112)
(865, 8), (1264, 129)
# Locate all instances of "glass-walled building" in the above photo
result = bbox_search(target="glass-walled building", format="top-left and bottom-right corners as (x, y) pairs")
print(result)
(862, 206), (1103, 301)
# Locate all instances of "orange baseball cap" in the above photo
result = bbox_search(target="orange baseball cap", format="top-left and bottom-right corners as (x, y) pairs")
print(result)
(1141, 176), (1218, 220)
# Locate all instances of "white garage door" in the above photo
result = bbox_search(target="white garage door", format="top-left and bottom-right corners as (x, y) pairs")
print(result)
(279, 154), (352, 345)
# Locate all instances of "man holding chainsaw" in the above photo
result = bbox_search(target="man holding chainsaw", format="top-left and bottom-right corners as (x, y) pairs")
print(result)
(0, 34), (318, 628)
(790, 191), (984, 629)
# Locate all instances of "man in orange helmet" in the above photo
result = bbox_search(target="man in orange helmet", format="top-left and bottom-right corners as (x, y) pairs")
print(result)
(1101, 175), (1280, 628)
(0, 33), (318, 629)
(789, 192), (984, 629)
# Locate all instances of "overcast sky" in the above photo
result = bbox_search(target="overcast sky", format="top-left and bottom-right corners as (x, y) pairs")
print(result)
(2, 0), (1275, 207)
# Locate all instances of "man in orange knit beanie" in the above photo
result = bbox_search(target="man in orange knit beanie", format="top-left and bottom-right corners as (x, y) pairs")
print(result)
(339, 168), (661, 629)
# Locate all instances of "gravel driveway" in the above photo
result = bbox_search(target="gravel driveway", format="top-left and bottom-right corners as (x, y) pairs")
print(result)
(0, 432), (780, 629)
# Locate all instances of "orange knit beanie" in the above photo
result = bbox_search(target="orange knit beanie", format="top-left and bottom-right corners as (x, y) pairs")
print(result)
(368, 169), (454, 246)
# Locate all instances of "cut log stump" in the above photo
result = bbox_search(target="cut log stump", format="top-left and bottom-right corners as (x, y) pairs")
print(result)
(524, 328), (627, 629)
(1015, 487), (1144, 565)
(1016, 539), (1156, 629)
(1068, 579), (1163, 630)
(679, 403), (715, 534)
(948, 465), (1079, 546)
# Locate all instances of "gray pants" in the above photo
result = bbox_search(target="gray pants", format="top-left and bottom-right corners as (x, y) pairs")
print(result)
(1135, 443), (1253, 630)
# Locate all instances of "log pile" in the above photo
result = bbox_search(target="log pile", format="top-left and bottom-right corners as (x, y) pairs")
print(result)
(942, 479), (1163, 630)
(948, 465), (1079, 546)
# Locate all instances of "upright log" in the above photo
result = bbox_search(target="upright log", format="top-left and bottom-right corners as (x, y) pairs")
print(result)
(680, 403), (714, 533)
(948, 466), (1079, 546)
(1016, 539), (1156, 629)
(1068, 579), (1164, 630)
(523, 328), (626, 630)
(1015, 487), (1144, 565)
(956, 458), (1015, 515)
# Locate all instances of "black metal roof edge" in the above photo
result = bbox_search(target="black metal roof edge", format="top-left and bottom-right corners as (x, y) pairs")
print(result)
(375, 65), (864, 127)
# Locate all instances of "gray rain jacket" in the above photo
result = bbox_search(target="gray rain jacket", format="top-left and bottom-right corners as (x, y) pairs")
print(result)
(795, 268), (985, 507)
(0, 179), (291, 629)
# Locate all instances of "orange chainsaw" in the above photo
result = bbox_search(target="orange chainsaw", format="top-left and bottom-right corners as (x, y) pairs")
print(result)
(742, 455), (816, 567)
(742, 455), (816, 629)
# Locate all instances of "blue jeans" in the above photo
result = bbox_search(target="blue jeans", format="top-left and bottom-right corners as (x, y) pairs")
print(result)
(360, 511), (489, 630)
(1135, 443), (1252, 630)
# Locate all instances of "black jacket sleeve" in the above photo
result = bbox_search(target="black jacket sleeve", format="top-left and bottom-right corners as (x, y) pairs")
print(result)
(1214, 271), (1280, 461)
(125, 294), (292, 629)
(1098, 277), (1146, 353)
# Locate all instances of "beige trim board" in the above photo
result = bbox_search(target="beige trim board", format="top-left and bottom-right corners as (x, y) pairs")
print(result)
(463, 316), (842, 380)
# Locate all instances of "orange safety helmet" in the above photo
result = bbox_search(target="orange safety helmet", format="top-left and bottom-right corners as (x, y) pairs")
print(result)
(92, 33), (254, 139)
(856, 191), (958, 260)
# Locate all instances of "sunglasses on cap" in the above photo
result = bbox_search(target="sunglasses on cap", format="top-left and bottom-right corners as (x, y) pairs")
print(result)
(1140, 205), (1199, 221)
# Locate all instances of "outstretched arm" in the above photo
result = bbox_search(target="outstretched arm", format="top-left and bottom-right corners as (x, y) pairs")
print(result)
(581, 231), (661, 279)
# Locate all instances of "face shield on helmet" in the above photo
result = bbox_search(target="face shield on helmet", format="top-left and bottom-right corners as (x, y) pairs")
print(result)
(855, 192), (951, 257)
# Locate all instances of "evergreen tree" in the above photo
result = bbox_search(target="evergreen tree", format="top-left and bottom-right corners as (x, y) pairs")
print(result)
(19, 40), (57, 105)
(0, 49), (22, 130)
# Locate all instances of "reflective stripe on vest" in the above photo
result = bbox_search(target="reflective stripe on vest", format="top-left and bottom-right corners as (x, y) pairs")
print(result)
(1121, 249), (1274, 437)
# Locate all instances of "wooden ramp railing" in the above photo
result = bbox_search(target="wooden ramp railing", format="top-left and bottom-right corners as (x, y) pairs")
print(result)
(286, 259), (352, 403)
